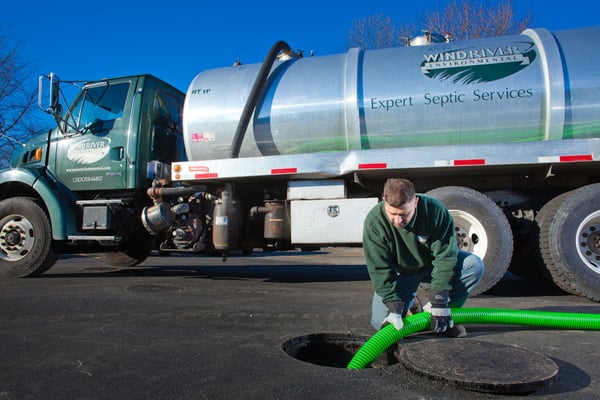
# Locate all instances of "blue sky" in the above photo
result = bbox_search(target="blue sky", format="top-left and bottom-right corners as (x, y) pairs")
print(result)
(2, 0), (599, 94)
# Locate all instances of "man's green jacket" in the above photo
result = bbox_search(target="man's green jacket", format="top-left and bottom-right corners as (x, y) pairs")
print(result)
(362, 194), (458, 304)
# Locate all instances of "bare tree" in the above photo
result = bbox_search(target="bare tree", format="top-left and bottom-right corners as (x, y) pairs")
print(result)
(348, 0), (531, 49)
(0, 31), (39, 168)
(425, 0), (531, 41)
(347, 15), (404, 50)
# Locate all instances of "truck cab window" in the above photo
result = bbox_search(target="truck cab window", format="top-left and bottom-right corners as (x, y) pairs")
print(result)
(151, 89), (183, 161)
(68, 82), (130, 133)
(154, 90), (181, 124)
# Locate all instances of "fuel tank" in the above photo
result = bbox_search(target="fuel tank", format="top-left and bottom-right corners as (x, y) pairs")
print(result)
(183, 26), (600, 161)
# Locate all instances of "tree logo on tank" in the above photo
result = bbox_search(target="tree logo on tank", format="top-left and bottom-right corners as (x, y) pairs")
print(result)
(67, 138), (111, 164)
(421, 41), (536, 84)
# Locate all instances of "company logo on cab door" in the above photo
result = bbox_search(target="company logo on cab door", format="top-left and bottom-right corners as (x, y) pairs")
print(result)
(67, 138), (111, 164)
(421, 41), (537, 84)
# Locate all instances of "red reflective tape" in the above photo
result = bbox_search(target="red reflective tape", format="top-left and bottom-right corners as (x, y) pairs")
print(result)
(271, 167), (297, 174)
(194, 173), (218, 179)
(359, 163), (387, 169)
(559, 154), (593, 162)
(454, 159), (486, 166)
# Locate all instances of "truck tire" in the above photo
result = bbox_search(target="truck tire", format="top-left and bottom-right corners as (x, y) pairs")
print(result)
(102, 229), (154, 268)
(426, 186), (513, 295)
(538, 184), (600, 301)
(0, 197), (59, 277)
(532, 191), (575, 291)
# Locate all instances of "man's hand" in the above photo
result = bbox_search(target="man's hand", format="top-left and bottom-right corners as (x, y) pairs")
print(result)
(424, 290), (454, 333)
(383, 300), (405, 330)
(383, 312), (404, 330)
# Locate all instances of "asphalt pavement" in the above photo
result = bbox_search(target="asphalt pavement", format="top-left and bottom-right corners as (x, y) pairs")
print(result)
(1, 248), (599, 399)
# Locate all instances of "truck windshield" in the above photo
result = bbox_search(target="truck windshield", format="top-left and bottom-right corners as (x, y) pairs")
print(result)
(68, 81), (130, 132)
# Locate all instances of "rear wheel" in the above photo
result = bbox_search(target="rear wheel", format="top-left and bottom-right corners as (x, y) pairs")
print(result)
(530, 191), (574, 290)
(538, 184), (600, 301)
(0, 197), (58, 277)
(426, 186), (514, 295)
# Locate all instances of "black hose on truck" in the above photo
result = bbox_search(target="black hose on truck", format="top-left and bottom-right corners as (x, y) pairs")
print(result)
(230, 40), (294, 158)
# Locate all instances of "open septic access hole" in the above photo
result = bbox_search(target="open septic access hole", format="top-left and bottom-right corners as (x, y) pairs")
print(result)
(282, 333), (398, 368)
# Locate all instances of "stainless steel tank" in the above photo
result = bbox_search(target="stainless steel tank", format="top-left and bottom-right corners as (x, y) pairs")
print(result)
(183, 26), (600, 161)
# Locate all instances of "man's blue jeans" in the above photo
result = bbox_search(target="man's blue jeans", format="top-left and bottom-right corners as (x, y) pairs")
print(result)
(370, 250), (484, 330)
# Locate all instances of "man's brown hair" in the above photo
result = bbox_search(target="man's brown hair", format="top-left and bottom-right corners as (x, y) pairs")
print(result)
(383, 178), (416, 207)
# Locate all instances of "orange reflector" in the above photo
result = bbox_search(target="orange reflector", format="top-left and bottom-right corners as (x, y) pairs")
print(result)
(34, 147), (43, 161)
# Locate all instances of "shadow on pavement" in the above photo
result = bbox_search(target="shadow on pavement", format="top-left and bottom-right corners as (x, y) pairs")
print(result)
(45, 262), (372, 283)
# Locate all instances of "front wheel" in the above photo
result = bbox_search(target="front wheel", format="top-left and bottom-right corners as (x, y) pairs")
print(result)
(426, 186), (514, 295)
(0, 197), (59, 277)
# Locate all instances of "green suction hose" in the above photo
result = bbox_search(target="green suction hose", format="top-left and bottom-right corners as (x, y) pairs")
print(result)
(346, 307), (600, 369)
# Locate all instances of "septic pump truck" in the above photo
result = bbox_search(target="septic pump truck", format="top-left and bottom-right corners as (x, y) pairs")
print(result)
(1, 26), (600, 302)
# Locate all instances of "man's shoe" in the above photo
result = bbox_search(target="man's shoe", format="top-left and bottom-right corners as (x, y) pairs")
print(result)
(443, 324), (467, 338)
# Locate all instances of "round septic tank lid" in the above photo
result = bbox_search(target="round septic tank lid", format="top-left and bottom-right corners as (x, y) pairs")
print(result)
(399, 339), (558, 394)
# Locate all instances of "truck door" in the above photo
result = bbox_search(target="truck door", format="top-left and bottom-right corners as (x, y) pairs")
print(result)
(53, 79), (134, 191)
(150, 88), (184, 163)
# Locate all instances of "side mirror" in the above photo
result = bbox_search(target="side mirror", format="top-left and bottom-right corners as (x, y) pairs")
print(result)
(38, 73), (62, 116)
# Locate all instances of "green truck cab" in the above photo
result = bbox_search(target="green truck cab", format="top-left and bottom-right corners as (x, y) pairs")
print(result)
(0, 74), (185, 277)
